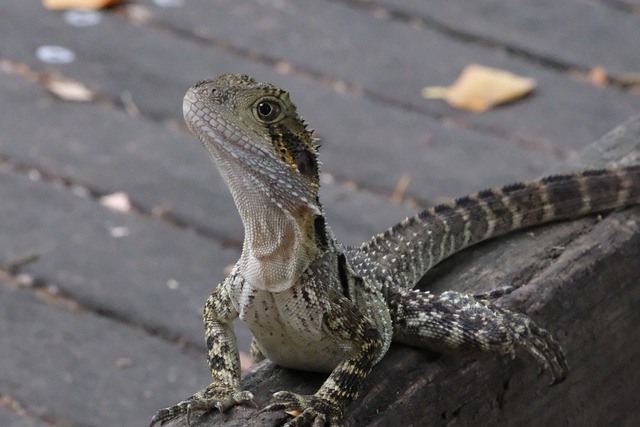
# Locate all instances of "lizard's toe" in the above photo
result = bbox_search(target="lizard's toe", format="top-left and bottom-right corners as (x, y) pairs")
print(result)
(150, 387), (255, 427)
(261, 391), (342, 427)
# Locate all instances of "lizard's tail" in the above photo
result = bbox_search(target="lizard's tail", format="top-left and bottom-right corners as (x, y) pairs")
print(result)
(355, 165), (640, 289)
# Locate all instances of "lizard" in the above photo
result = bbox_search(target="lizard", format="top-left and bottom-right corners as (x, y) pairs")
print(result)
(150, 73), (640, 427)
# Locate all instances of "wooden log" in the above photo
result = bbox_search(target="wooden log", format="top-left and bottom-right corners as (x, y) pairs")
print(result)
(166, 115), (640, 427)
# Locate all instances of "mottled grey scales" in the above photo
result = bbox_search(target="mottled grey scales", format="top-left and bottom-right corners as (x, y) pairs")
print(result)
(150, 74), (640, 427)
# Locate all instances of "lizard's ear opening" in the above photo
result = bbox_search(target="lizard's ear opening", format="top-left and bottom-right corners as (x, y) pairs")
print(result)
(295, 149), (319, 179)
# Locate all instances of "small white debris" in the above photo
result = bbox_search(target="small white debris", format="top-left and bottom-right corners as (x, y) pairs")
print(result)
(124, 4), (152, 24)
(35, 45), (76, 64)
(71, 184), (90, 198)
(153, 0), (184, 7)
(27, 169), (42, 181)
(100, 192), (132, 212)
(64, 9), (102, 27)
(320, 172), (335, 185)
(16, 273), (35, 287)
(109, 226), (130, 238)
(166, 279), (180, 290)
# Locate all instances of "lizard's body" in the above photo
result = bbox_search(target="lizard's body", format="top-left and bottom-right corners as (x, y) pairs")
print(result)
(231, 246), (361, 372)
(151, 74), (640, 426)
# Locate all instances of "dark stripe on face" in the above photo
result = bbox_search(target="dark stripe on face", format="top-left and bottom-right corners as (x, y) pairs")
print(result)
(267, 125), (290, 163)
(272, 124), (319, 179)
(294, 150), (317, 178)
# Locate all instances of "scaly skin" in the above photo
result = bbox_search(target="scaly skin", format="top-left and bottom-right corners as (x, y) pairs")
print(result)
(150, 74), (640, 426)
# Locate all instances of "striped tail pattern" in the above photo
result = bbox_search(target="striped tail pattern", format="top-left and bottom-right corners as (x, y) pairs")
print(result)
(352, 165), (640, 290)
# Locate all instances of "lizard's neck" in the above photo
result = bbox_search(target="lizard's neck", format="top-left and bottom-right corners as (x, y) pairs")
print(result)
(228, 167), (326, 292)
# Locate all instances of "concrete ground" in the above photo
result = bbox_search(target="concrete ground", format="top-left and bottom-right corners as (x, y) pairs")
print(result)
(0, 1), (639, 426)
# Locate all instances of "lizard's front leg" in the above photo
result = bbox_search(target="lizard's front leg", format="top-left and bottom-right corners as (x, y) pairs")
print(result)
(150, 283), (254, 426)
(388, 288), (568, 383)
(262, 294), (384, 427)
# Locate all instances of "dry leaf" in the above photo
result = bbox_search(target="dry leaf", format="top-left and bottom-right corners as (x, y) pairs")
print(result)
(391, 173), (411, 203)
(42, 0), (121, 10)
(587, 67), (608, 87)
(42, 75), (95, 101)
(0, 395), (30, 417)
(422, 64), (536, 112)
(239, 352), (253, 371)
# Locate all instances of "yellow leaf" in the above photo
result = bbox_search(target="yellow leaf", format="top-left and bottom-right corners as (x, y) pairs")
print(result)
(42, 0), (121, 10)
(587, 66), (608, 87)
(390, 173), (411, 203)
(422, 64), (536, 112)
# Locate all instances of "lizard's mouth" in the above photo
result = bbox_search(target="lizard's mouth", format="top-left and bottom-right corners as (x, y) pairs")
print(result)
(183, 88), (279, 168)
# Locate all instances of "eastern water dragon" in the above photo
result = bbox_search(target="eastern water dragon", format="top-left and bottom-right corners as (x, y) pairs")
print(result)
(151, 74), (640, 426)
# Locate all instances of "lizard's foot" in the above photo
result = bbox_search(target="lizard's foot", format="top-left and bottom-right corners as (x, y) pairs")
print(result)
(261, 391), (343, 427)
(390, 288), (568, 384)
(150, 386), (255, 426)
(502, 308), (569, 384)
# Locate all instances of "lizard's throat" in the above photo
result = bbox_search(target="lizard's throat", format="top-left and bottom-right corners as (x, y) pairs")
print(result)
(209, 146), (324, 291)
(238, 203), (321, 293)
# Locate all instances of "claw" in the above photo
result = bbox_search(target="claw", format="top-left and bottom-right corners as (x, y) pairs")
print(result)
(150, 387), (255, 427)
(260, 391), (342, 427)
(186, 404), (192, 426)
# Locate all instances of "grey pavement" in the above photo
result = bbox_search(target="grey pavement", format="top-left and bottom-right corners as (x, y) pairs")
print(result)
(0, 0), (638, 426)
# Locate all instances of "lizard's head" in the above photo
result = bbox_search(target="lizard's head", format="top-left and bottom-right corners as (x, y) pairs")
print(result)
(184, 75), (328, 290)
(183, 74), (322, 217)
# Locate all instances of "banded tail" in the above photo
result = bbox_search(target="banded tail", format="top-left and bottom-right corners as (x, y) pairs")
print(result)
(354, 166), (640, 289)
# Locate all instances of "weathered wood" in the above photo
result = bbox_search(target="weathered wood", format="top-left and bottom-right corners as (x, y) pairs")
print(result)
(166, 116), (640, 427)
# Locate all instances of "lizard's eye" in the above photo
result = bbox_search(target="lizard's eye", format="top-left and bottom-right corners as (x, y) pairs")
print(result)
(254, 98), (282, 123)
